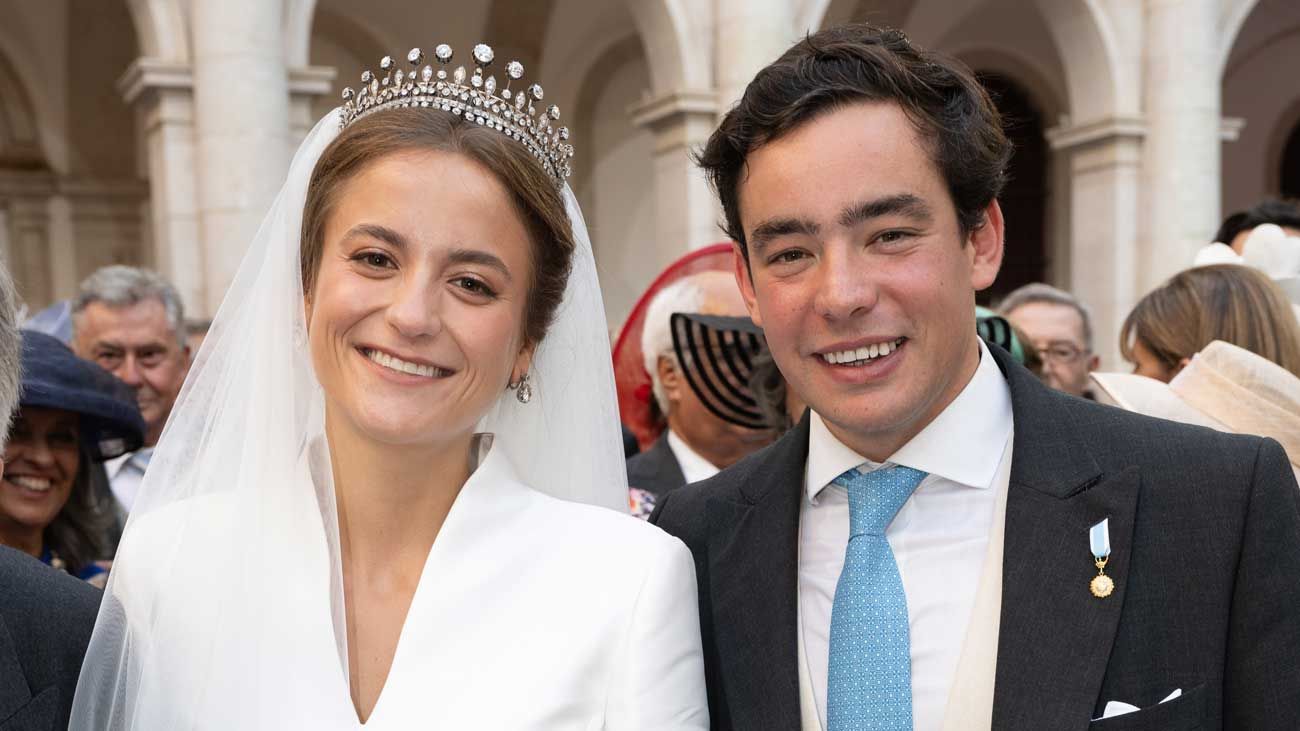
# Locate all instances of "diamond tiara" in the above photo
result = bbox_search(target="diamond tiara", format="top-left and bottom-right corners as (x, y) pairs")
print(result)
(339, 44), (574, 185)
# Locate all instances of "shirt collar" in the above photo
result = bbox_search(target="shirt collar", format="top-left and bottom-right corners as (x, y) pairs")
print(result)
(105, 452), (133, 479)
(805, 339), (1013, 501)
(105, 447), (153, 478)
(666, 429), (722, 485)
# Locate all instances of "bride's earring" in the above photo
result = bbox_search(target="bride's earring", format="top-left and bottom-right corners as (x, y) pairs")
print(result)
(509, 372), (533, 404)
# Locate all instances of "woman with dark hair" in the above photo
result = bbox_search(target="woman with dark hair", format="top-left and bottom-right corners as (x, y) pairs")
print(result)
(72, 43), (706, 729)
(0, 331), (143, 586)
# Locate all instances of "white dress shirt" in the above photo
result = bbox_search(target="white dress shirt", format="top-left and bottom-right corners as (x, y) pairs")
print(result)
(799, 341), (1013, 730)
(104, 447), (153, 513)
(667, 429), (722, 484)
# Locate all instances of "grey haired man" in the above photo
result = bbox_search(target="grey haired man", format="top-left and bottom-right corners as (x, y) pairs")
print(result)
(72, 265), (190, 513)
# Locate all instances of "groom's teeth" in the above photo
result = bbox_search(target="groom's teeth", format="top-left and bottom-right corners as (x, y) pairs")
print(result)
(822, 338), (903, 365)
(366, 349), (440, 378)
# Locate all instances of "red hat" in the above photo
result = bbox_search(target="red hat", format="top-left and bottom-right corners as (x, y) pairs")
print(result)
(612, 243), (737, 451)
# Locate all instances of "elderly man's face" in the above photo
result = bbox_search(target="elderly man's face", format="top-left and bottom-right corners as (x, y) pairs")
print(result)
(1004, 301), (1098, 397)
(657, 272), (774, 468)
(74, 299), (189, 446)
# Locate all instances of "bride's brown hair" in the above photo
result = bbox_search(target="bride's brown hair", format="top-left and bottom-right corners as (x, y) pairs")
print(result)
(300, 107), (575, 347)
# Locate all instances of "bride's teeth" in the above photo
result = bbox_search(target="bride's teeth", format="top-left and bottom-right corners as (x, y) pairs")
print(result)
(367, 349), (439, 378)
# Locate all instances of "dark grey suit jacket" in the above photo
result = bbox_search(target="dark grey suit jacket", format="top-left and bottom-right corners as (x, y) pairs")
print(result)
(0, 547), (100, 731)
(651, 343), (1300, 730)
(627, 433), (688, 497)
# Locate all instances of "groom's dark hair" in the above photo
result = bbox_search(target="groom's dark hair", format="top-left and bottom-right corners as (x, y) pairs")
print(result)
(697, 23), (1011, 261)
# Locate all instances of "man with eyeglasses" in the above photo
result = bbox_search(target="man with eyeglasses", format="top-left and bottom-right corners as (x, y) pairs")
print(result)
(998, 283), (1100, 399)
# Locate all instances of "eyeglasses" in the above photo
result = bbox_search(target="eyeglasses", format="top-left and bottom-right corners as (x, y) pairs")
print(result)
(1036, 342), (1088, 364)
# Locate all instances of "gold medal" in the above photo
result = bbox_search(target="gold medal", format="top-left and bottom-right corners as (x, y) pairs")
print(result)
(1090, 557), (1114, 598)
(1088, 518), (1114, 599)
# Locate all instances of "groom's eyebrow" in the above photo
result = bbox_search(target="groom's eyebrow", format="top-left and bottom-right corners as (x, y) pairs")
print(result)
(749, 217), (820, 254)
(839, 194), (933, 228)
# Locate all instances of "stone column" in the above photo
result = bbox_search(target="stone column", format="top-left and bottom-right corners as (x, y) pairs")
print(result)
(45, 192), (77, 298)
(630, 91), (721, 253)
(1048, 118), (1146, 370)
(1139, 0), (1220, 290)
(190, 0), (291, 315)
(288, 66), (338, 152)
(120, 59), (204, 316)
(715, 0), (798, 109)
(5, 195), (55, 308)
(0, 208), (9, 267)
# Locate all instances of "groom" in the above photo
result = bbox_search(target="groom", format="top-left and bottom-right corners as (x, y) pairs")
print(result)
(651, 24), (1300, 730)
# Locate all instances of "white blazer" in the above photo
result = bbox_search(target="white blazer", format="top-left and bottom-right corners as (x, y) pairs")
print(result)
(94, 440), (710, 729)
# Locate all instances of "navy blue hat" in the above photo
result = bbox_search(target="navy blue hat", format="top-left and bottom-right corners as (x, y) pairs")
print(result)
(16, 330), (146, 461)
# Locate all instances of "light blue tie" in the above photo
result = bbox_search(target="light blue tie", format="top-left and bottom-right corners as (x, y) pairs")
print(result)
(826, 464), (927, 731)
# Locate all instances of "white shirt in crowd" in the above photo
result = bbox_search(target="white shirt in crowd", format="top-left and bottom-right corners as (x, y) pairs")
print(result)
(667, 428), (722, 485)
(104, 447), (153, 513)
(799, 340), (1013, 730)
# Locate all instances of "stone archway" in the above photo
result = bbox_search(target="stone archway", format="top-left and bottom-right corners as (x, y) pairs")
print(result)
(125, 0), (191, 62)
(0, 53), (43, 171)
(571, 35), (656, 325)
(623, 0), (710, 95)
(1281, 117), (1300, 199)
(805, 0), (916, 32)
(0, 45), (55, 306)
(1220, 1), (1300, 212)
(978, 72), (1049, 305)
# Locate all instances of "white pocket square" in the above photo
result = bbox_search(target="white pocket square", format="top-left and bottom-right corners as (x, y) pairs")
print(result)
(1094, 688), (1182, 721)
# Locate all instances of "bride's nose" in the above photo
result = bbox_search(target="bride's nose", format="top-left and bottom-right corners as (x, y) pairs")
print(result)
(384, 273), (443, 339)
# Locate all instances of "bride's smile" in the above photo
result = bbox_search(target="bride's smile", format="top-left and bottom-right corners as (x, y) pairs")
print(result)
(358, 346), (453, 380)
(304, 149), (535, 448)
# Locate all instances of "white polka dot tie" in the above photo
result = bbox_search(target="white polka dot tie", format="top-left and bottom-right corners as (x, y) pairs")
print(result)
(826, 464), (927, 731)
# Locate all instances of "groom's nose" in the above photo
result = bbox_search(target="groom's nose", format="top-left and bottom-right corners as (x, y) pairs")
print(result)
(814, 242), (879, 322)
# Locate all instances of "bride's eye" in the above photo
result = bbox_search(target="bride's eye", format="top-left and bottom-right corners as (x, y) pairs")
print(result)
(352, 251), (395, 269)
(453, 276), (497, 298)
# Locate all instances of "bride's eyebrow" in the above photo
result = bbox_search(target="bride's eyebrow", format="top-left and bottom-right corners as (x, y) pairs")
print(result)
(447, 248), (512, 282)
(343, 223), (406, 249)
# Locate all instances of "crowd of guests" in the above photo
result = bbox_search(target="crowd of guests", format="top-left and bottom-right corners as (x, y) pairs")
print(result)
(8, 202), (1285, 546)
(0, 266), (189, 586)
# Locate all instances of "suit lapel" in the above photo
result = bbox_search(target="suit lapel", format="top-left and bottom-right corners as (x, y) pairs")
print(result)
(0, 614), (34, 725)
(987, 346), (1142, 728)
(651, 435), (687, 489)
(706, 417), (808, 729)
(634, 435), (686, 495)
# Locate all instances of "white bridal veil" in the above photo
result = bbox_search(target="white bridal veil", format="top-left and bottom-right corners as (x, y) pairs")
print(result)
(70, 108), (628, 728)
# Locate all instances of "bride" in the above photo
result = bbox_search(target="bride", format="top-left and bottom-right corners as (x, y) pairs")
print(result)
(71, 44), (708, 729)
